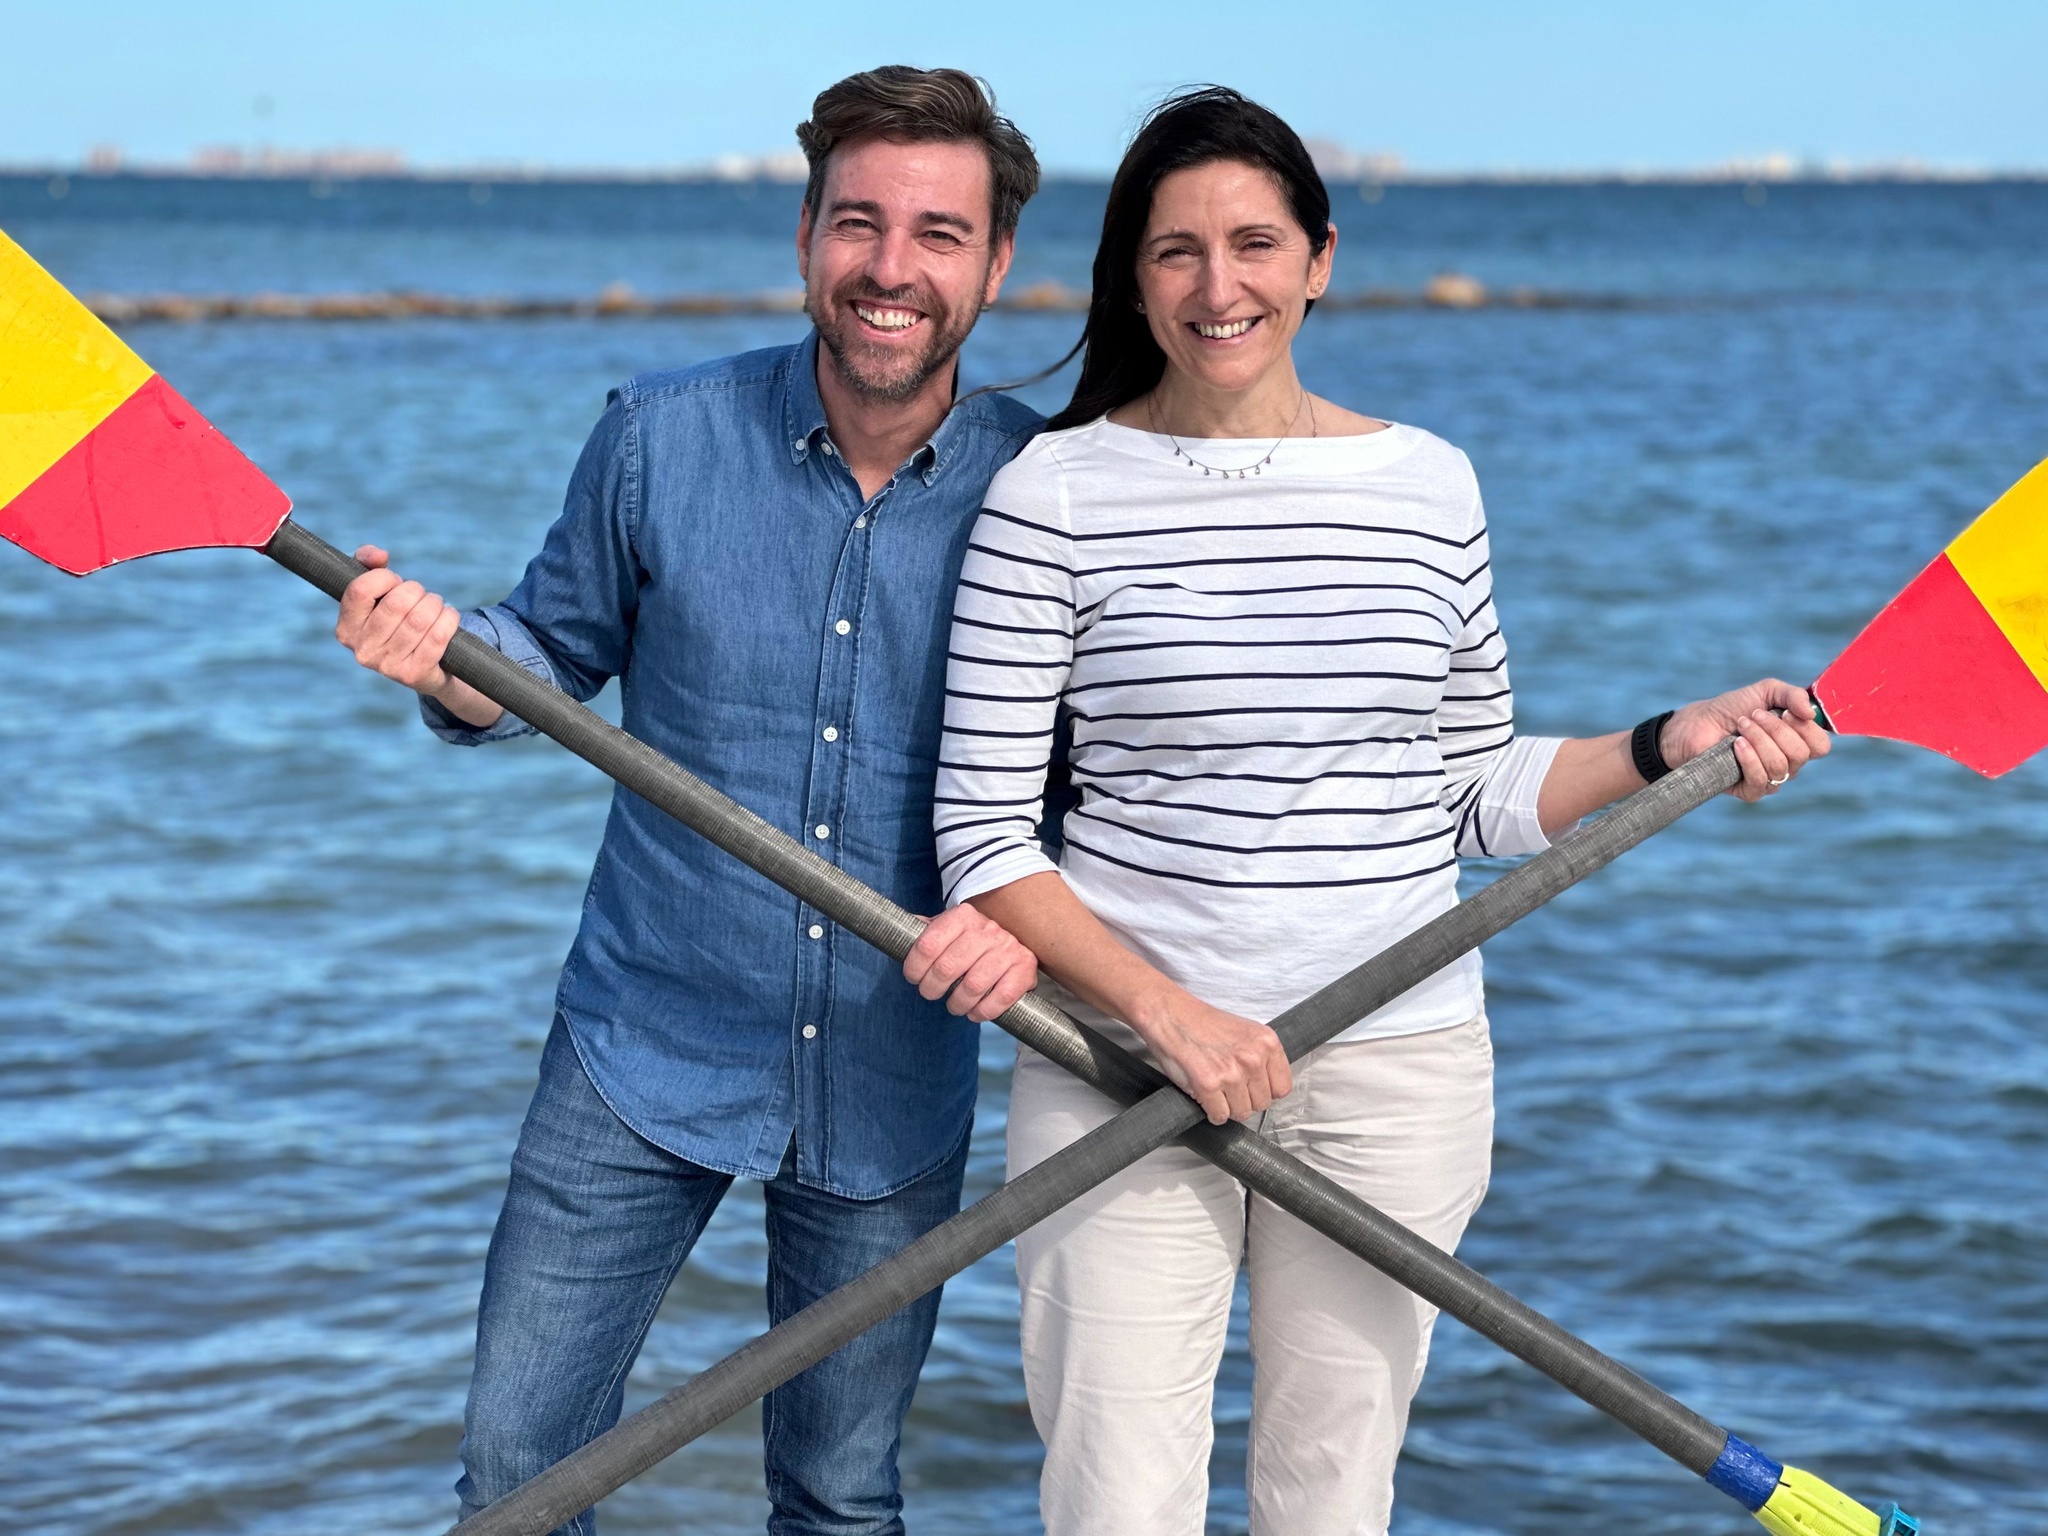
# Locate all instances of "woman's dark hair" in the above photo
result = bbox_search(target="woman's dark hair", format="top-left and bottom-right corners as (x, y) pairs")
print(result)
(1046, 87), (1331, 431)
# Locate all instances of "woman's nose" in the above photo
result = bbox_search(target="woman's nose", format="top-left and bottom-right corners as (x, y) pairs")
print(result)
(1196, 256), (1239, 312)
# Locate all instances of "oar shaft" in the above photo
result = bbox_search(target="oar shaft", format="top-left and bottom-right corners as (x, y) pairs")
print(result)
(1194, 1128), (1725, 1469)
(260, 520), (1739, 1530)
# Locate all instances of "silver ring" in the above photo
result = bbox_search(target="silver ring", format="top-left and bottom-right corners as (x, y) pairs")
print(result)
(1768, 775), (1789, 786)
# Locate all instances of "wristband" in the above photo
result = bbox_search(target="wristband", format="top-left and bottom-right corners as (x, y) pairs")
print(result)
(1630, 710), (1676, 784)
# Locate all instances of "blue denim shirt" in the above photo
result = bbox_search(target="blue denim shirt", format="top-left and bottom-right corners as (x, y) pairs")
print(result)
(426, 334), (1041, 1197)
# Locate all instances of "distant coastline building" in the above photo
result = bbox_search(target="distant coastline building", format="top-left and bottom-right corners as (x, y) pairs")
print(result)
(704, 151), (808, 182)
(188, 145), (409, 178)
(1303, 139), (1406, 184)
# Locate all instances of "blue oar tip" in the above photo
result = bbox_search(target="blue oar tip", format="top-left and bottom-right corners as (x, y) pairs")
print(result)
(1704, 1433), (1784, 1512)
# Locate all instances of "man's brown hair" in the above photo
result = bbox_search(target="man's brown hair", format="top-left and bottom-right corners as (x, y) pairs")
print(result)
(797, 67), (1040, 238)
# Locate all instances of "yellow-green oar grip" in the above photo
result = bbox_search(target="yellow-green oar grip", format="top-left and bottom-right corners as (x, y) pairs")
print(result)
(1754, 1466), (1881, 1535)
(1753, 1466), (1901, 1536)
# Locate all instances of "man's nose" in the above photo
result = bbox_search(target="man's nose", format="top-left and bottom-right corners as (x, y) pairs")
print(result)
(862, 228), (922, 293)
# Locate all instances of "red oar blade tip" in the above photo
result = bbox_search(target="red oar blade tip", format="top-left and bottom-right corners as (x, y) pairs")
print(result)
(1814, 457), (2048, 779)
(0, 230), (291, 576)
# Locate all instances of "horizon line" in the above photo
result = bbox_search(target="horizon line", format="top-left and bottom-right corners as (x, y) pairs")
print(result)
(9, 160), (2048, 189)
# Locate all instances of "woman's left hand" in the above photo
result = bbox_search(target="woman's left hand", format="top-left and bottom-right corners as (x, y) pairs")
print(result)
(1662, 678), (1832, 802)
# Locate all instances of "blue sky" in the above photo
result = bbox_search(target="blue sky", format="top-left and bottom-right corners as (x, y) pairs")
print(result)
(2, 0), (2044, 175)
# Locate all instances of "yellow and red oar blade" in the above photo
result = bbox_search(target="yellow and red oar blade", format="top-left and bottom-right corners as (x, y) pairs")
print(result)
(1815, 457), (2048, 778)
(0, 230), (289, 576)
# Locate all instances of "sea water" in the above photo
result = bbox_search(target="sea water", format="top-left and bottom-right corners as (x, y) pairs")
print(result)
(1, 176), (2045, 1534)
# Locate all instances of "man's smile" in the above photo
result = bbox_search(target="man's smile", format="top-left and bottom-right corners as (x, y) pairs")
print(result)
(853, 302), (927, 333)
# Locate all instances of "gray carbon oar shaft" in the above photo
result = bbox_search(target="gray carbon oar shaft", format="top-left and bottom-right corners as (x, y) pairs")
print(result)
(260, 520), (1742, 1532)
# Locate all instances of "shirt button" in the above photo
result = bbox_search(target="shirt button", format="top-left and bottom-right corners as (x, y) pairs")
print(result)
(821, 442), (836, 456)
(853, 515), (868, 529)
(808, 923), (824, 939)
(815, 824), (831, 839)
(822, 725), (839, 742)
(834, 619), (851, 636)
(802, 1024), (819, 1040)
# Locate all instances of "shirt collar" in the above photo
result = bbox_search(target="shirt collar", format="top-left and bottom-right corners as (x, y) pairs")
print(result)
(783, 331), (832, 462)
(783, 329), (980, 489)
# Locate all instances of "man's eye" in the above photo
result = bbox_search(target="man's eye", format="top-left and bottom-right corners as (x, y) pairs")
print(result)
(924, 230), (962, 247)
(837, 218), (877, 234)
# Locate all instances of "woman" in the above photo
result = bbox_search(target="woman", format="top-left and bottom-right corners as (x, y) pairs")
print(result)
(932, 89), (1827, 1535)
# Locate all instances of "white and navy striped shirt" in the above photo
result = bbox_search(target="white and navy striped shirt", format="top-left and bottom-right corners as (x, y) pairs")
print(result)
(934, 418), (1561, 1041)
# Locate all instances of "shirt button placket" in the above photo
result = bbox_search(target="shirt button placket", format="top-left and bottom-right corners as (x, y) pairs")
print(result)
(798, 484), (878, 1133)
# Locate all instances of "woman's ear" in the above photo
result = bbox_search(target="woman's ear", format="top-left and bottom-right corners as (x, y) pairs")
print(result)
(1306, 222), (1339, 300)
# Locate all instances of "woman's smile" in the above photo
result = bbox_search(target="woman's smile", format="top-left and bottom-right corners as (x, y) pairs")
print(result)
(1189, 316), (1262, 342)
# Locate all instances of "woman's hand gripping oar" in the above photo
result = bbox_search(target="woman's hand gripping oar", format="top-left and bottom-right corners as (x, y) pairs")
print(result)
(2, 231), (1995, 1536)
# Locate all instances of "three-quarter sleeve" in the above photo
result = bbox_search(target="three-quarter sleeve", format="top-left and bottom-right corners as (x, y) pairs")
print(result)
(933, 452), (1076, 906)
(1436, 476), (1563, 857)
(420, 391), (643, 746)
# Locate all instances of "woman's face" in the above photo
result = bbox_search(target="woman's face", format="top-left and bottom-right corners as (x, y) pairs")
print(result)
(1133, 160), (1335, 398)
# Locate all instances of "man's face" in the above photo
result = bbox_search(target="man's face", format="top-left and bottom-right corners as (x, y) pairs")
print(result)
(797, 137), (1014, 402)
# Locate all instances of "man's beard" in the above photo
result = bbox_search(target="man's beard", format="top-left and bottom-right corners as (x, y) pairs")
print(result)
(808, 277), (984, 403)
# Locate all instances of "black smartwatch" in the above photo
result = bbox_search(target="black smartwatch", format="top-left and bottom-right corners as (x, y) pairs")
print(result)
(1631, 710), (1676, 784)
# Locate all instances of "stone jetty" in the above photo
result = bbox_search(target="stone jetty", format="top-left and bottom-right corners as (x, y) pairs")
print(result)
(85, 274), (1620, 325)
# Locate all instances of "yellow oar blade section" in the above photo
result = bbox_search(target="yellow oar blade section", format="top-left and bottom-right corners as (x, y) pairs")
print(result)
(0, 230), (156, 508)
(1946, 455), (2048, 692)
(1752, 1465), (1883, 1536)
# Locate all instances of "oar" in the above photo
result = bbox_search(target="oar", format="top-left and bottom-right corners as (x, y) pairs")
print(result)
(2, 229), (1989, 1535)
(116, 519), (1932, 1536)
(263, 527), (1898, 1536)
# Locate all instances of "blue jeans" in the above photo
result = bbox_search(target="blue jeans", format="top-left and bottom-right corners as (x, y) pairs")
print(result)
(457, 1019), (970, 1535)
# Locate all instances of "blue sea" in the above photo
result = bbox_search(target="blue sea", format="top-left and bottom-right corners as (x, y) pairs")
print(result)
(2, 174), (2045, 1534)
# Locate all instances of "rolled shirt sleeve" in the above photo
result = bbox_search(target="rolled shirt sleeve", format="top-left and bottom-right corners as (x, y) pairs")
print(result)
(418, 604), (562, 745)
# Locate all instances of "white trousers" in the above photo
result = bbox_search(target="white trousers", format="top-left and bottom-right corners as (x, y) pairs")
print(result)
(1008, 1014), (1495, 1536)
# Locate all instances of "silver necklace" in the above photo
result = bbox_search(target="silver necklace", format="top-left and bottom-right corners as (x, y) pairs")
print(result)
(1149, 390), (1315, 478)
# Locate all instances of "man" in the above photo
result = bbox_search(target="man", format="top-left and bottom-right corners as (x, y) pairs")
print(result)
(334, 67), (1045, 1536)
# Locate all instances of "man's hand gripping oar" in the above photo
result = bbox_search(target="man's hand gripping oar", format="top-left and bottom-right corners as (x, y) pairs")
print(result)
(16, 230), (2036, 1535)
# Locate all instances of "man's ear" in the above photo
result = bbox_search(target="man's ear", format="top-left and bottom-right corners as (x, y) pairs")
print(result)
(983, 230), (1016, 307)
(1307, 222), (1338, 301)
(795, 200), (814, 283)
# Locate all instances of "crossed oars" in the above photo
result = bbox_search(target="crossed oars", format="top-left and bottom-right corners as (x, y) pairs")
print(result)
(19, 233), (2047, 1536)
(274, 524), (1905, 1536)
(14, 481), (1923, 1534)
